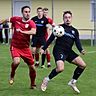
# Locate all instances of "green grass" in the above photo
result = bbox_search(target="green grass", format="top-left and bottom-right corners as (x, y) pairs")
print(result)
(0, 44), (96, 96)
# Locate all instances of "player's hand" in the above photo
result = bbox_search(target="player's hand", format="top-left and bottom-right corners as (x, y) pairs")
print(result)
(40, 49), (45, 54)
(16, 29), (20, 32)
(16, 29), (22, 32)
(81, 49), (86, 55)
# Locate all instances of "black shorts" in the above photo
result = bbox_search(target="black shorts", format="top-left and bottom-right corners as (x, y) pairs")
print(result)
(31, 36), (46, 47)
(53, 46), (79, 63)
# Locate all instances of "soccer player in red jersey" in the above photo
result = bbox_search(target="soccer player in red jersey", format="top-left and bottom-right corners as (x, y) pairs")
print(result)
(41, 8), (55, 68)
(5, 6), (37, 89)
(31, 7), (54, 68)
(31, 7), (55, 68)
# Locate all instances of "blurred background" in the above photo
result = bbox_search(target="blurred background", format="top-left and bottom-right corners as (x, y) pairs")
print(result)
(0, 0), (96, 46)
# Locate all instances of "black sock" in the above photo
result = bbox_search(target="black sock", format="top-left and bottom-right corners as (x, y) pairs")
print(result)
(41, 54), (46, 66)
(32, 54), (34, 59)
(48, 68), (59, 79)
(73, 67), (85, 80)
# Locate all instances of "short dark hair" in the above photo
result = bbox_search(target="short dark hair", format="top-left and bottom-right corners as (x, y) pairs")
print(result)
(63, 11), (72, 17)
(43, 8), (48, 11)
(37, 7), (43, 11)
(21, 6), (31, 13)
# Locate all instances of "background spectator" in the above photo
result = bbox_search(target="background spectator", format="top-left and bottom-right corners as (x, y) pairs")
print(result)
(0, 22), (3, 44)
(3, 22), (9, 45)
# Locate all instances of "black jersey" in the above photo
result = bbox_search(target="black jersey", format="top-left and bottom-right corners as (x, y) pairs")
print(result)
(31, 16), (48, 37)
(43, 24), (83, 53)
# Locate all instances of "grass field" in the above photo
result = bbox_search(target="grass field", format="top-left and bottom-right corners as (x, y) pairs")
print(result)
(0, 44), (96, 96)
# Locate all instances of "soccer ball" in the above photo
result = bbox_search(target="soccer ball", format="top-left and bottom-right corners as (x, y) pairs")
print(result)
(53, 26), (65, 37)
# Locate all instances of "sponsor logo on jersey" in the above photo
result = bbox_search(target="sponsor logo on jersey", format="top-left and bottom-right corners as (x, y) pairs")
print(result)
(64, 32), (75, 38)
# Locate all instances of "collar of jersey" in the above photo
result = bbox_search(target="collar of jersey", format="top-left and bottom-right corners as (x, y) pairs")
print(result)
(22, 18), (31, 23)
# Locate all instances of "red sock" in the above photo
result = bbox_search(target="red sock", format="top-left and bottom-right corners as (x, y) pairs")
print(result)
(29, 67), (36, 86)
(10, 63), (19, 78)
(46, 53), (51, 63)
(35, 53), (39, 61)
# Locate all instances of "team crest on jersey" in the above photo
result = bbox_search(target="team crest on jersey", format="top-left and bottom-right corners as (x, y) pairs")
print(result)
(25, 24), (29, 28)
(72, 30), (75, 34)
(41, 20), (44, 24)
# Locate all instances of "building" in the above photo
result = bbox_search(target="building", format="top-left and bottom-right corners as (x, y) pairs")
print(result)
(0, 0), (95, 39)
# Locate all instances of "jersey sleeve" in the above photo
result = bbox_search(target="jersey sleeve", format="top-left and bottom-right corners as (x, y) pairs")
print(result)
(48, 18), (53, 24)
(10, 16), (18, 23)
(75, 29), (83, 52)
(48, 18), (55, 26)
(29, 20), (36, 29)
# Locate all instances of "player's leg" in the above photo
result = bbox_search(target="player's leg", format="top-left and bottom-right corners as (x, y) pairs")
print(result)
(41, 52), (46, 68)
(4, 29), (9, 44)
(32, 47), (40, 67)
(22, 48), (36, 89)
(9, 57), (20, 84)
(72, 56), (86, 80)
(41, 60), (64, 91)
(31, 47), (36, 59)
(0, 29), (3, 44)
(9, 46), (20, 85)
(31, 36), (36, 59)
(67, 50), (86, 93)
(28, 64), (36, 89)
(35, 47), (40, 66)
(41, 38), (47, 68)
(41, 47), (65, 91)
(31, 36), (39, 67)
(46, 48), (51, 68)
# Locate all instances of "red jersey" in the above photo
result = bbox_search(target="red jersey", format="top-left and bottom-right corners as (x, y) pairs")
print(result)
(45, 17), (55, 39)
(10, 16), (36, 48)
(47, 17), (55, 26)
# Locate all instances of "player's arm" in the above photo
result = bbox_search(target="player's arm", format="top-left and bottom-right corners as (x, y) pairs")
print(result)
(19, 28), (36, 35)
(19, 20), (36, 35)
(47, 19), (55, 40)
(40, 33), (55, 54)
(75, 30), (85, 55)
(42, 33), (55, 50)
(0, 18), (9, 24)
(46, 25), (51, 40)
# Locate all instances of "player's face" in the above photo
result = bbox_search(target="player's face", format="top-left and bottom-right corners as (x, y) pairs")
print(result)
(22, 8), (31, 21)
(43, 10), (48, 17)
(37, 9), (43, 17)
(63, 13), (72, 25)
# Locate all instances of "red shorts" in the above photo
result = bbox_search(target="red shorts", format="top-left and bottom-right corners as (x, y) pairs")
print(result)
(10, 46), (34, 65)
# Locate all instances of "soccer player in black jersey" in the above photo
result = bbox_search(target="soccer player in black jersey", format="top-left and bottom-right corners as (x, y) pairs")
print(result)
(40, 11), (86, 93)
(31, 7), (49, 67)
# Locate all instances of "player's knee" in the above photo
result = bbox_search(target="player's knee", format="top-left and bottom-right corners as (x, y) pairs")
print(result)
(13, 57), (20, 65)
(81, 62), (86, 69)
(13, 60), (20, 65)
(46, 49), (50, 54)
(57, 67), (64, 72)
(56, 60), (64, 72)
(29, 65), (35, 71)
(32, 47), (36, 53)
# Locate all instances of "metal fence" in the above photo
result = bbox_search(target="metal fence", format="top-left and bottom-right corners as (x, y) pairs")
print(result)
(1, 28), (95, 46)
(78, 29), (94, 46)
